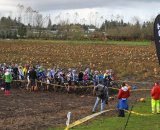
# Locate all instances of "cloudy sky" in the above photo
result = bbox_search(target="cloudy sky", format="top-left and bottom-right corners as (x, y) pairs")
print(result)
(0, 0), (160, 26)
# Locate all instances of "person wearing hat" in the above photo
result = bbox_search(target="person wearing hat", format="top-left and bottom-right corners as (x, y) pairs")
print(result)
(2, 69), (13, 96)
(151, 82), (160, 114)
(117, 82), (130, 117)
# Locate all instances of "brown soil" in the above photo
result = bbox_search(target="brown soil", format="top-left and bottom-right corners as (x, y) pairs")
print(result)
(0, 87), (151, 130)
(0, 40), (159, 81)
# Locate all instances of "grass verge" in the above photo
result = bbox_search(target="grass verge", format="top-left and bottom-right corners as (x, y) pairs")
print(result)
(50, 98), (160, 130)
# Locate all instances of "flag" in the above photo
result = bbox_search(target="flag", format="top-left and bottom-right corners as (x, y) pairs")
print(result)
(154, 14), (160, 65)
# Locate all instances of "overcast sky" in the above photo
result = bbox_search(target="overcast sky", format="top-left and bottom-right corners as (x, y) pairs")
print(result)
(0, 0), (160, 26)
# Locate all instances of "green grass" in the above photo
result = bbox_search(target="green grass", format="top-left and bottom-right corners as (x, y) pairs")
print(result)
(0, 39), (151, 46)
(47, 40), (151, 46)
(49, 98), (160, 130)
(66, 40), (151, 46)
(106, 40), (151, 46)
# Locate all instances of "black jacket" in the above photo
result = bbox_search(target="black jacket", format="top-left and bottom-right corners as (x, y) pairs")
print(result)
(29, 69), (37, 80)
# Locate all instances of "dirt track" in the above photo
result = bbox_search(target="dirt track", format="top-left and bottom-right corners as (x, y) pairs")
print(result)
(0, 86), (151, 130)
(0, 88), (96, 130)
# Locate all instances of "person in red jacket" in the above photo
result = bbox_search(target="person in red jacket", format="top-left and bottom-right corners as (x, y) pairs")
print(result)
(117, 82), (130, 117)
(151, 82), (160, 114)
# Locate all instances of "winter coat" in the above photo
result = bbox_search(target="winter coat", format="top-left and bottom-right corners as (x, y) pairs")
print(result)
(117, 86), (130, 110)
(29, 69), (37, 80)
(118, 86), (130, 99)
(151, 84), (160, 100)
(95, 84), (109, 100)
(3, 72), (13, 83)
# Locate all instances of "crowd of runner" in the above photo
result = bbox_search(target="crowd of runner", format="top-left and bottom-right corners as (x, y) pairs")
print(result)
(1, 63), (158, 116)
(0, 63), (116, 92)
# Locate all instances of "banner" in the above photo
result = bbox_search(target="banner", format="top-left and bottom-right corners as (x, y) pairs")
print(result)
(154, 14), (160, 65)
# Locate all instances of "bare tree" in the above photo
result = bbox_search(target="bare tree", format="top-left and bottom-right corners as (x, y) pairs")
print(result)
(65, 12), (70, 25)
(35, 13), (43, 28)
(110, 14), (115, 21)
(47, 15), (52, 30)
(88, 12), (94, 25)
(32, 10), (38, 27)
(26, 6), (33, 25)
(74, 12), (79, 24)
(100, 16), (106, 31)
(94, 12), (99, 27)
(54, 14), (61, 24)
(131, 16), (141, 25)
(81, 18), (86, 25)
(35, 12), (43, 37)
(9, 11), (13, 20)
(35, 12), (50, 38)
(17, 4), (24, 23)
(115, 14), (121, 22)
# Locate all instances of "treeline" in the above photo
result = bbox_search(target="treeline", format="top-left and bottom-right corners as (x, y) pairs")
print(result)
(100, 20), (154, 40)
(0, 15), (154, 41)
(0, 16), (26, 39)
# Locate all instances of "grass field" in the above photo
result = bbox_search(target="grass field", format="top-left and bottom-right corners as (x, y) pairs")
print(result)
(52, 40), (151, 46)
(51, 98), (160, 130)
(106, 40), (151, 46)
(2, 39), (151, 46)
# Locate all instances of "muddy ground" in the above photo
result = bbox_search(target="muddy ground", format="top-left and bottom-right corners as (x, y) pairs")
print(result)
(0, 40), (154, 130)
(0, 85), (151, 130)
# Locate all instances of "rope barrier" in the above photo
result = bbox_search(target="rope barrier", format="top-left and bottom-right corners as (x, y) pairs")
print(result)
(64, 108), (154, 130)
(64, 109), (115, 130)
(1, 78), (152, 92)
(125, 110), (153, 116)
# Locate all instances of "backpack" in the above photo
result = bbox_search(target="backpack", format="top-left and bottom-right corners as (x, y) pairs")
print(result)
(95, 84), (108, 100)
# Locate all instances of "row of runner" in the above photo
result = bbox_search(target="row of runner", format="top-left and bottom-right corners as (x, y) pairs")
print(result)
(0, 63), (117, 92)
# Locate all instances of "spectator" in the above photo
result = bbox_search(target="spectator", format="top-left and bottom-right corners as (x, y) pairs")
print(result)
(92, 81), (109, 113)
(151, 82), (160, 114)
(117, 82), (130, 117)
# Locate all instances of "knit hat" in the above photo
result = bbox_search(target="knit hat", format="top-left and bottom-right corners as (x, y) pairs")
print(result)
(121, 86), (128, 91)
(154, 82), (159, 86)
